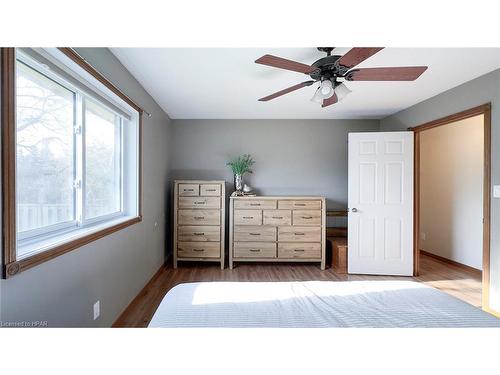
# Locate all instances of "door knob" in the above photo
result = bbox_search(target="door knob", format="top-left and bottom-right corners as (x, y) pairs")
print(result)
(351, 208), (358, 213)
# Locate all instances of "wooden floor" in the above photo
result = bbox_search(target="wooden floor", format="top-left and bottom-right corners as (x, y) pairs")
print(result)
(113, 253), (482, 327)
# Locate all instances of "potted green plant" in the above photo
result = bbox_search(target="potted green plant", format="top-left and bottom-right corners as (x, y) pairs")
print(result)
(226, 154), (255, 192)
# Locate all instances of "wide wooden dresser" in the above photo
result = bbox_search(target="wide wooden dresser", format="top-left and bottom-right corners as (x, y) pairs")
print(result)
(173, 180), (225, 269)
(229, 196), (326, 269)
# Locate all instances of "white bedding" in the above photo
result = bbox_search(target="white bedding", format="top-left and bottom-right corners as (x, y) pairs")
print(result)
(148, 280), (500, 328)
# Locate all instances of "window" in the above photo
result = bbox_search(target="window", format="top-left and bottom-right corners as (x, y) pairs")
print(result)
(84, 99), (122, 220)
(16, 61), (76, 237)
(1, 48), (142, 277)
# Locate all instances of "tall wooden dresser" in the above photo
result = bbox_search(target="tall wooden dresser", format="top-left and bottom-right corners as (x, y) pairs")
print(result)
(173, 180), (225, 269)
(229, 196), (326, 270)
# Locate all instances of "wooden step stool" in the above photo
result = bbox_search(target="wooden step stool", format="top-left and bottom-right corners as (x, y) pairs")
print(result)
(328, 237), (348, 274)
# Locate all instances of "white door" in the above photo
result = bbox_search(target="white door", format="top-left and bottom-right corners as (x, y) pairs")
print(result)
(348, 132), (414, 276)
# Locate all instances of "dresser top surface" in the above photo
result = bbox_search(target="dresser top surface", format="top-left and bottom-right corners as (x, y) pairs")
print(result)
(174, 180), (225, 184)
(230, 195), (325, 200)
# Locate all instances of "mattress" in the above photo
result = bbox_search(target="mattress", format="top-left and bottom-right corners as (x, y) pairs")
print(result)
(148, 280), (500, 328)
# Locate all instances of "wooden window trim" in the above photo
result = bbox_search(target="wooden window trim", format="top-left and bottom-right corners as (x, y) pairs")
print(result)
(58, 48), (143, 114)
(1, 48), (16, 270)
(5, 217), (141, 277)
(1, 47), (143, 278)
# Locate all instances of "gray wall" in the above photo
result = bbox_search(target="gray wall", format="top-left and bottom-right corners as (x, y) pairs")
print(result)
(171, 119), (380, 209)
(381, 68), (500, 312)
(0, 48), (172, 327)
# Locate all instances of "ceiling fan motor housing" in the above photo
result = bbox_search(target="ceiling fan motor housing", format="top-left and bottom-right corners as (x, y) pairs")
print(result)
(310, 55), (350, 84)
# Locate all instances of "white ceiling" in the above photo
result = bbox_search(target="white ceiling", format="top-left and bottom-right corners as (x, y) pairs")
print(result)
(111, 48), (500, 119)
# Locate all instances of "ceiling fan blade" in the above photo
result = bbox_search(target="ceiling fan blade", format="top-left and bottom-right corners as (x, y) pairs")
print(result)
(255, 54), (318, 74)
(347, 66), (428, 81)
(336, 47), (384, 69)
(258, 81), (315, 101)
(322, 93), (338, 108)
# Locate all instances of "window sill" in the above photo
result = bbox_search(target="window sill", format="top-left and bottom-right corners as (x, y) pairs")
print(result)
(4, 215), (141, 278)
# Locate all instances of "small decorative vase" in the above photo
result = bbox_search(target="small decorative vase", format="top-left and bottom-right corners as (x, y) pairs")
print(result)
(234, 174), (243, 192)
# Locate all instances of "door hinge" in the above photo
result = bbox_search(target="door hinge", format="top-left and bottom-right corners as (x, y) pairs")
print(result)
(73, 179), (82, 189)
(74, 125), (82, 135)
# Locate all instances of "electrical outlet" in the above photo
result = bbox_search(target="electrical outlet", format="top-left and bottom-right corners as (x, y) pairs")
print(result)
(93, 300), (100, 320)
(494, 185), (500, 198)
(421, 232), (426, 241)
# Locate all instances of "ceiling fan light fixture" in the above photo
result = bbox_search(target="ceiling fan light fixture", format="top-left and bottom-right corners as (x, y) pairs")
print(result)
(319, 79), (334, 98)
(311, 80), (334, 103)
(335, 83), (352, 101)
(311, 87), (324, 103)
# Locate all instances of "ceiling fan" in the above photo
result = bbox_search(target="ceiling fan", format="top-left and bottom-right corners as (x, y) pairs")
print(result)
(255, 47), (428, 107)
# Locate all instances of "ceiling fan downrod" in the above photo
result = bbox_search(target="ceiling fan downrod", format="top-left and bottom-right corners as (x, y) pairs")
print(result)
(317, 47), (334, 57)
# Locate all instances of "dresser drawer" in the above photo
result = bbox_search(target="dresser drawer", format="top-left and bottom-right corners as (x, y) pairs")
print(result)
(178, 242), (220, 258)
(263, 210), (292, 225)
(278, 226), (321, 242)
(234, 210), (262, 225)
(292, 210), (321, 225)
(278, 243), (321, 259)
(178, 183), (199, 196)
(178, 209), (220, 225)
(234, 199), (277, 209)
(179, 196), (221, 209)
(200, 184), (221, 196)
(278, 200), (322, 210)
(178, 225), (220, 242)
(234, 226), (276, 242)
(233, 242), (276, 258)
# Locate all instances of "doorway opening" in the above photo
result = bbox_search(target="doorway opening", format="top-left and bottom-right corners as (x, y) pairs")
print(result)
(412, 104), (491, 311)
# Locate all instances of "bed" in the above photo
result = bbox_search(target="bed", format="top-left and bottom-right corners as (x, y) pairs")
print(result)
(148, 280), (500, 328)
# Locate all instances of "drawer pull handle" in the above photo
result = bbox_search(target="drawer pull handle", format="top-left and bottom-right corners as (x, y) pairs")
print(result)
(206, 189), (217, 192)
(194, 216), (205, 220)
(302, 216), (313, 219)
(295, 203), (306, 206)
(249, 249), (261, 252)
(294, 232), (305, 235)
(193, 249), (205, 252)
(272, 216), (283, 219)
(243, 216), (254, 219)
(294, 249), (305, 252)
(249, 233), (261, 236)
(194, 201), (206, 205)
(184, 189), (194, 192)
(194, 232), (205, 236)
(249, 203), (261, 206)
